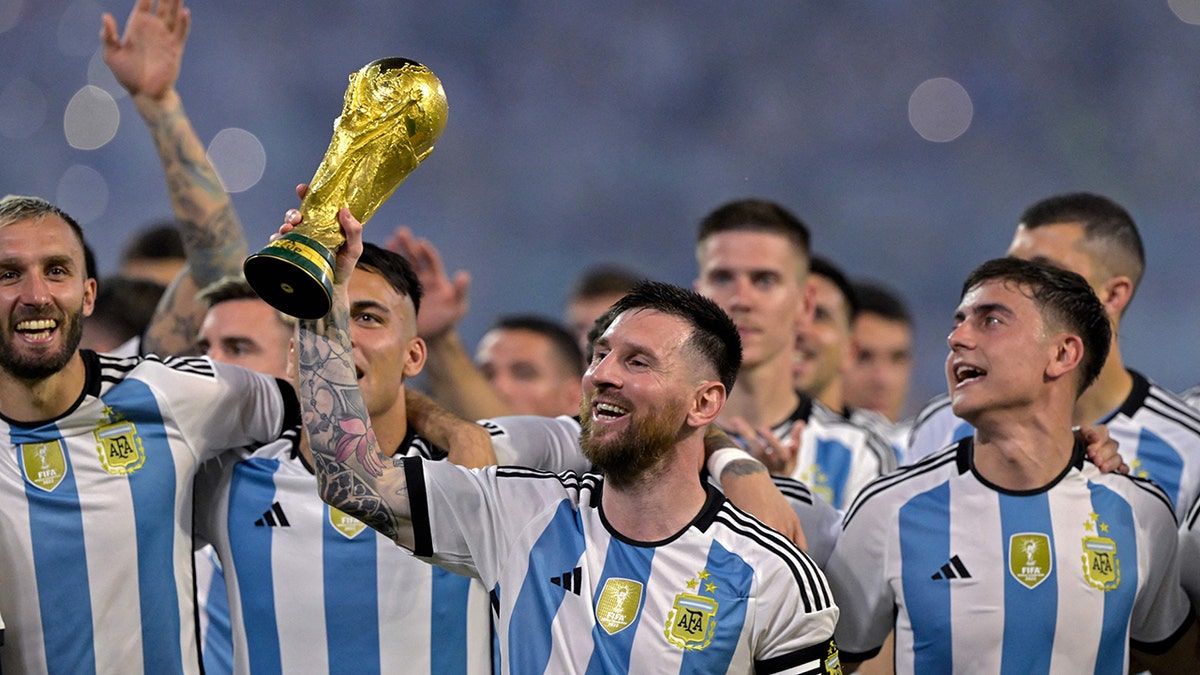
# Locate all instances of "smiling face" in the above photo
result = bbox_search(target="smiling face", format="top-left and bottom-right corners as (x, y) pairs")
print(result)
(347, 267), (424, 419)
(695, 230), (808, 371)
(0, 215), (95, 381)
(945, 279), (1056, 423)
(476, 327), (581, 417)
(579, 309), (704, 487)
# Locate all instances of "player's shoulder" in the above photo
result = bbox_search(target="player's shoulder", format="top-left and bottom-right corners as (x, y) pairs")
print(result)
(97, 350), (218, 382)
(807, 401), (895, 463)
(491, 465), (603, 504)
(1081, 459), (1178, 524)
(843, 439), (964, 529)
(1115, 370), (1200, 436)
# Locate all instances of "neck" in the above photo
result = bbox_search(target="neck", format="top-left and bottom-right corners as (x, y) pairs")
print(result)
(371, 392), (410, 455)
(969, 401), (1076, 491)
(601, 439), (707, 541)
(813, 379), (845, 416)
(720, 352), (799, 428)
(1072, 347), (1131, 426)
(0, 353), (88, 423)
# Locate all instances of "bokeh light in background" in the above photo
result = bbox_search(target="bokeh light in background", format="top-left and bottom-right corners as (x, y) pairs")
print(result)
(4, 0), (1200, 414)
(908, 78), (973, 143)
(208, 128), (266, 193)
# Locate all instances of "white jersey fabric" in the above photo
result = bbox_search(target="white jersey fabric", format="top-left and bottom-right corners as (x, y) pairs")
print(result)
(1178, 493), (1200, 614)
(827, 437), (1192, 674)
(906, 371), (1200, 513)
(479, 414), (842, 567)
(0, 350), (292, 674)
(194, 426), (492, 675)
(406, 460), (840, 674)
(727, 397), (897, 512)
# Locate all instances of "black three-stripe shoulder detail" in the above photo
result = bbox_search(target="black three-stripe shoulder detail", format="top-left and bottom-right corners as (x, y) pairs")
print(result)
(715, 505), (834, 614)
(842, 441), (962, 529)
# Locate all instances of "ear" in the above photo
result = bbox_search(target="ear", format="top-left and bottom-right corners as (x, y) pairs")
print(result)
(402, 336), (428, 378)
(795, 280), (816, 332)
(81, 277), (97, 318)
(687, 381), (726, 429)
(1096, 275), (1133, 323)
(1045, 333), (1084, 382)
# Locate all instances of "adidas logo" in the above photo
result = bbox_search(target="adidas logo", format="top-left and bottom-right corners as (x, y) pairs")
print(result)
(255, 502), (290, 527)
(931, 554), (971, 580)
(550, 566), (582, 595)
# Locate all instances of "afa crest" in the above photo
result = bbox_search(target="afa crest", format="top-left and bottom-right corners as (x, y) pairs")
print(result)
(94, 421), (146, 475)
(1008, 533), (1052, 589)
(595, 578), (644, 635)
(21, 440), (67, 491)
(664, 569), (719, 651)
(329, 506), (368, 539)
(1082, 512), (1120, 591)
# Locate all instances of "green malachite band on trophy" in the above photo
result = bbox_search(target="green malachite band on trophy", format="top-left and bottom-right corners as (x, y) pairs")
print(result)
(243, 232), (336, 320)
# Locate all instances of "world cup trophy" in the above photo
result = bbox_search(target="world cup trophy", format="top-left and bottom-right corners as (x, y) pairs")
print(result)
(244, 57), (448, 319)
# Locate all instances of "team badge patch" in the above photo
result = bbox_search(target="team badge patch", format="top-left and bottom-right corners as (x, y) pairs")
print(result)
(595, 578), (643, 635)
(1082, 511), (1120, 591)
(329, 506), (368, 539)
(21, 440), (67, 491)
(94, 421), (146, 475)
(664, 569), (719, 651)
(825, 640), (844, 675)
(1008, 532), (1052, 589)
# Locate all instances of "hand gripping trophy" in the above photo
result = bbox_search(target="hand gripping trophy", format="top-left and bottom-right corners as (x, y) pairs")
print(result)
(244, 57), (447, 319)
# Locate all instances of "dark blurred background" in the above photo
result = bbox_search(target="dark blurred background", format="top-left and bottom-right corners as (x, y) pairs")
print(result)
(3, 0), (1200, 417)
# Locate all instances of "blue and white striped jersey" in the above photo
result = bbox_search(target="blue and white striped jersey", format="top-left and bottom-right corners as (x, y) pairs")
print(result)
(0, 350), (292, 674)
(195, 545), (233, 675)
(479, 414), (842, 567)
(906, 371), (1200, 513)
(194, 427), (492, 675)
(407, 460), (840, 674)
(727, 397), (897, 512)
(827, 438), (1192, 674)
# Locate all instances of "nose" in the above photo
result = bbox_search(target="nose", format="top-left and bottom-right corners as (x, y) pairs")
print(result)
(946, 322), (971, 351)
(584, 352), (620, 390)
(19, 273), (52, 307)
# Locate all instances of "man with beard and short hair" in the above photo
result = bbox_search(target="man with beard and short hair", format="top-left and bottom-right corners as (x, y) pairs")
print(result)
(0, 196), (295, 674)
(295, 210), (841, 674)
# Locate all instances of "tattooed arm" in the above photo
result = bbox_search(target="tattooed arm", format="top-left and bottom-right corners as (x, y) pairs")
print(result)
(102, 0), (248, 356)
(293, 207), (417, 550)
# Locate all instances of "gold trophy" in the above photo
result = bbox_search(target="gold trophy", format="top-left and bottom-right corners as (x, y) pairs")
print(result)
(244, 57), (448, 319)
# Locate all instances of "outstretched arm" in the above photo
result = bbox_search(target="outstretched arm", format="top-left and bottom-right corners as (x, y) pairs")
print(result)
(293, 208), (415, 549)
(102, 0), (247, 356)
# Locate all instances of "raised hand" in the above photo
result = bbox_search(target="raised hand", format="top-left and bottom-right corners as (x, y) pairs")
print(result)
(101, 0), (190, 102)
(385, 226), (470, 340)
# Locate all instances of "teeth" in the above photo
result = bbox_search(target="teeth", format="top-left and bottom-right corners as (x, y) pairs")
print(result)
(17, 319), (56, 331)
(596, 402), (628, 416)
(955, 365), (983, 381)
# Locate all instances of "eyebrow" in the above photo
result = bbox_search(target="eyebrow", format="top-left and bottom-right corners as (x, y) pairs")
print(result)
(350, 299), (392, 315)
(956, 301), (1013, 320)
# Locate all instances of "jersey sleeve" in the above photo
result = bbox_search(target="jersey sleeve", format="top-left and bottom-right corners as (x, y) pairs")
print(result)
(403, 458), (573, 586)
(750, 542), (841, 674)
(773, 476), (842, 569)
(1129, 484), (1195, 651)
(154, 359), (293, 463)
(1180, 498), (1200, 614)
(823, 494), (894, 660)
(478, 415), (592, 473)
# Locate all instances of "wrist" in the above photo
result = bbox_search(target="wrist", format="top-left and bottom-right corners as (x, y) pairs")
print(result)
(708, 447), (758, 484)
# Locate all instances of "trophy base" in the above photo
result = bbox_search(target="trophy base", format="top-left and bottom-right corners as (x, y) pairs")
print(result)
(243, 232), (336, 320)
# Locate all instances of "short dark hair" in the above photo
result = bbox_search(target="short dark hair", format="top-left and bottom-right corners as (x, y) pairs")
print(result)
(697, 198), (811, 259)
(87, 275), (166, 344)
(490, 315), (585, 377)
(197, 275), (295, 327)
(569, 265), (641, 302)
(962, 257), (1111, 394)
(1018, 192), (1145, 290)
(809, 255), (858, 321)
(852, 280), (912, 326)
(0, 196), (91, 277)
(356, 243), (423, 315)
(603, 280), (742, 392)
(121, 221), (185, 263)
